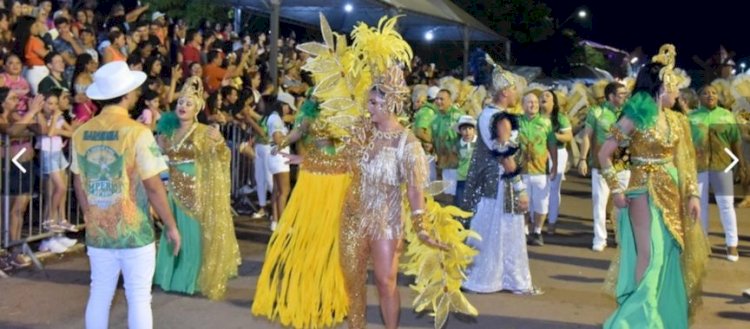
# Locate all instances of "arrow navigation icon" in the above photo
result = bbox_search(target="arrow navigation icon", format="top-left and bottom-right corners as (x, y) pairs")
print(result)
(12, 147), (27, 174)
(724, 148), (739, 173)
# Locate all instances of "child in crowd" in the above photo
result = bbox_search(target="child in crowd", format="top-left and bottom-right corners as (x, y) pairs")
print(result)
(454, 115), (476, 206)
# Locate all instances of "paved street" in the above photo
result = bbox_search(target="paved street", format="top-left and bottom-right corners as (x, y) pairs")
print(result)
(1, 176), (748, 329)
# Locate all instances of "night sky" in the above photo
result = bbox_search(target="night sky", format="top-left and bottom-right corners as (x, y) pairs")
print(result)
(544, 0), (750, 69)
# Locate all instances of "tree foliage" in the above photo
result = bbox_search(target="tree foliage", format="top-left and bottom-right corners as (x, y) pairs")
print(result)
(147, 0), (231, 27)
(452, 0), (555, 44)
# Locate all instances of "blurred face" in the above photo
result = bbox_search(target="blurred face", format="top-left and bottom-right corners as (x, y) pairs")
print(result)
(281, 103), (291, 115)
(11, 2), (22, 17)
(608, 87), (628, 107)
(76, 11), (87, 23)
(495, 118), (512, 142)
(541, 91), (554, 114)
(251, 73), (261, 89)
(523, 93), (539, 116)
(190, 63), (203, 77)
(176, 96), (199, 120)
(81, 31), (95, 45)
(502, 87), (518, 106)
(367, 89), (389, 124)
(48, 55), (65, 74)
(151, 60), (163, 76)
(412, 96), (425, 110)
(41, 1), (52, 14)
(31, 21), (44, 35)
(435, 91), (452, 112)
(145, 97), (160, 110)
(117, 35), (126, 47)
(86, 59), (98, 73)
(660, 88), (679, 109)
(59, 92), (71, 111)
(460, 125), (475, 140)
(58, 22), (70, 33)
(130, 62), (143, 72)
(5, 55), (22, 75)
(227, 89), (238, 104)
(20, 4), (33, 16)
(43, 95), (59, 115)
(2, 91), (19, 112)
(677, 94), (688, 113)
(700, 86), (718, 109)
(0, 15), (9, 31)
(86, 10), (95, 23)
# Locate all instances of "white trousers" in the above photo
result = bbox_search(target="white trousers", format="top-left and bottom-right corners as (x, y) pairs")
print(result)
(254, 144), (273, 207)
(591, 168), (631, 247)
(25, 65), (49, 96)
(548, 148), (569, 223)
(85, 243), (156, 329)
(522, 174), (550, 216)
(442, 168), (458, 195)
(698, 171), (738, 247)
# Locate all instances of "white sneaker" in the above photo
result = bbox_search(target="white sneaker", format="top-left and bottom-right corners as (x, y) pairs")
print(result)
(251, 209), (267, 219)
(239, 184), (256, 194)
(270, 221), (278, 232)
(50, 238), (68, 253)
(743, 288), (750, 299)
(54, 236), (77, 248)
(40, 238), (68, 254)
(592, 244), (607, 252)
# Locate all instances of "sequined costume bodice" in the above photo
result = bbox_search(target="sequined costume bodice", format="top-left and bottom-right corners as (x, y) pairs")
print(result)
(611, 110), (698, 247)
(352, 129), (428, 240)
(165, 127), (199, 212)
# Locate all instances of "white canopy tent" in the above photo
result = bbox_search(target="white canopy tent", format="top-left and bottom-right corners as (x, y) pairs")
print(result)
(227, 0), (509, 85)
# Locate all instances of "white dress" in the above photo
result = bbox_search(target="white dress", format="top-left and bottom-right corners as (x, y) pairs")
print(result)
(462, 115), (533, 293)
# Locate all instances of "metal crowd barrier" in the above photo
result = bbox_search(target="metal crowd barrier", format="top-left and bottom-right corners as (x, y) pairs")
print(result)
(219, 122), (258, 215)
(1, 133), (84, 274)
(0, 122), (261, 275)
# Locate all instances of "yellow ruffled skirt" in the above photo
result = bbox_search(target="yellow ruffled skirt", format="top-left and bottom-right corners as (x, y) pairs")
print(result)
(252, 170), (352, 328)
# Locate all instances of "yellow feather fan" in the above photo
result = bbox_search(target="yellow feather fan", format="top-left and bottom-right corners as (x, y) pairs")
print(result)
(711, 78), (735, 109)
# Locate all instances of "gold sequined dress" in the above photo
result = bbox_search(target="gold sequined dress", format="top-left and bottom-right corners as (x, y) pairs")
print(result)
(339, 128), (429, 328)
(603, 93), (709, 328)
(252, 119), (352, 328)
(154, 124), (241, 300)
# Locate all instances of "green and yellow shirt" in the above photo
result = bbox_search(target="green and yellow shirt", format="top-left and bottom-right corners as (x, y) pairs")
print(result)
(519, 114), (555, 175)
(430, 105), (463, 169)
(584, 102), (621, 169)
(688, 106), (741, 172)
(552, 113), (572, 149)
(71, 106), (167, 249)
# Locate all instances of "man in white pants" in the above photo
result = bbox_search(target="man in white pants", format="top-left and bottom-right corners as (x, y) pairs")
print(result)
(72, 61), (181, 329)
(578, 82), (630, 252)
(689, 85), (745, 261)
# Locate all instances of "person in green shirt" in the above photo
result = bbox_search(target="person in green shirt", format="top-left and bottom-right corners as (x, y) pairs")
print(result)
(689, 85), (745, 261)
(429, 89), (463, 200)
(578, 82), (631, 251)
(518, 92), (557, 246)
(453, 115), (477, 207)
(541, 89), (573, 235)
(412, 86), (438, 180)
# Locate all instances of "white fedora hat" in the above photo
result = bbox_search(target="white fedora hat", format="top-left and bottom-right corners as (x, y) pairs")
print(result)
(86, 61), (147, 100)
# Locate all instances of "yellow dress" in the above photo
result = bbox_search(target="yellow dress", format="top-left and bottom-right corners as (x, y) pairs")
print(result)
(154, 124), (241, 300)
(252, 122), (352, 328)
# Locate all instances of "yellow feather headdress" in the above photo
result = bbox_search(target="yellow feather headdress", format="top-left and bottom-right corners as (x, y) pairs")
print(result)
(179, 76), (206, 111)
(651, 44), (691, 93)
